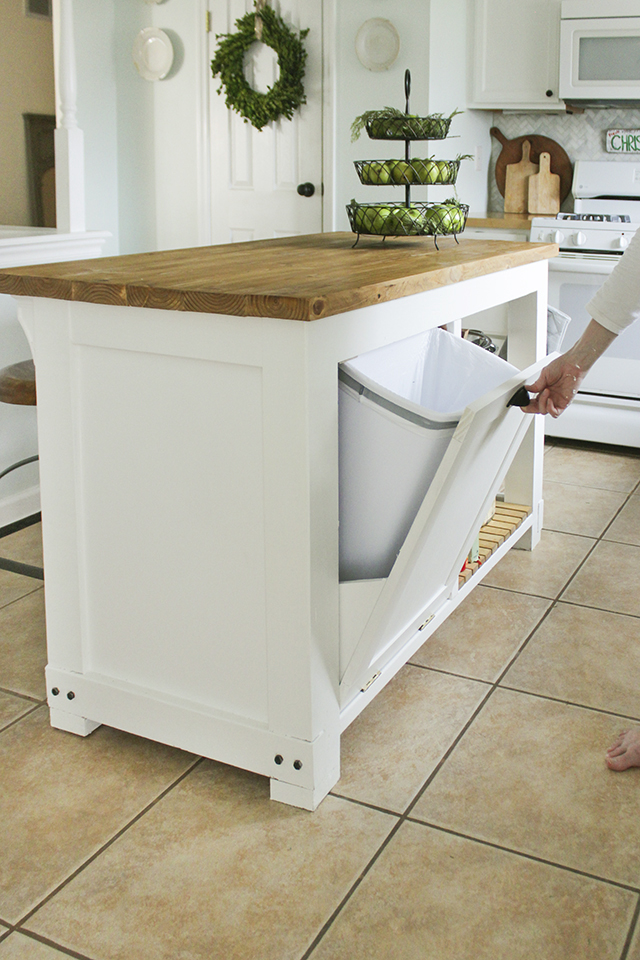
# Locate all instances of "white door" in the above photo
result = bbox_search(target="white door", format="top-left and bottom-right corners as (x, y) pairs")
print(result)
(208, 0), (323, 243)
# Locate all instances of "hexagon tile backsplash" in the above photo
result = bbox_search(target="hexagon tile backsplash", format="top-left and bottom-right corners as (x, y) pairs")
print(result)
(488, 107), (640, 211)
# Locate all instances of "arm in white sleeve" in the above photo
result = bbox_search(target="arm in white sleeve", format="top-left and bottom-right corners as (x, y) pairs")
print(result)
(586, 227), (640, 335)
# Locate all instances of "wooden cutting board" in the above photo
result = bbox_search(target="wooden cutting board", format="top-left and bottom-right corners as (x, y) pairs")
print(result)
(528, 152), (560, 214)
(491, 127), (573, 204)
(504, 141), (538, 213)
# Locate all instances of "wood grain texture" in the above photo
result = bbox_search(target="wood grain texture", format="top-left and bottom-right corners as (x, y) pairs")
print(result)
(0, 232), (558, 322)
(504, 141), (538, 214)
(527, 152), (561, 215)
(490, 128), (573, 204)
(0, 360), (36, 406)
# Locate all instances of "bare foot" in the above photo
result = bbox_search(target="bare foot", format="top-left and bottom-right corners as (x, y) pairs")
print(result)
(606, 729), (640, 771)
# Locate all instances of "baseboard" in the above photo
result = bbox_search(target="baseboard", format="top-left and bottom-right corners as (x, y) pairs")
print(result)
(0, 485), (41, 530)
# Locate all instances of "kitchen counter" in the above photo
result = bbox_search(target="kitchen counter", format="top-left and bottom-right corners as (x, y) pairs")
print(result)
(0, 231), (556, 321)
(7, 232), (555, 810)
(466, 213), (536, 230)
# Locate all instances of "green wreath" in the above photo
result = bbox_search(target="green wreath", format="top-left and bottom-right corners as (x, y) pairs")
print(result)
(211, 5), (309, 131)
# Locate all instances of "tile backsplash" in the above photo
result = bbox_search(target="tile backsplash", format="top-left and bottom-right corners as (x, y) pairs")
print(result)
(489, 108), (640, 211)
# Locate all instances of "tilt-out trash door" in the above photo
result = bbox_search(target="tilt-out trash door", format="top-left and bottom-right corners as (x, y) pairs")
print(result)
(339, 354), (549, 711)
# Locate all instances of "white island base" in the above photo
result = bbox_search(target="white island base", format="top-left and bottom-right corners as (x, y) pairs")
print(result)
(12, 245), (550, 810)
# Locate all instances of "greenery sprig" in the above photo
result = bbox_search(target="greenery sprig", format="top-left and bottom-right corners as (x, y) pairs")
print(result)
(211, 5), (309, 131)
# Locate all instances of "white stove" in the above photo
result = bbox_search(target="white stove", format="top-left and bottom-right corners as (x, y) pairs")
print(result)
(529, 160), (640, 447)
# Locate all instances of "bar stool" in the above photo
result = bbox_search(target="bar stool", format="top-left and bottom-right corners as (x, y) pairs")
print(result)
(0, 360), (43, 580)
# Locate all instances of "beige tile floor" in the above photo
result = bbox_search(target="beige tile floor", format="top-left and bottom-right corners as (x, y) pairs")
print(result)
(1, 439), (640, 959)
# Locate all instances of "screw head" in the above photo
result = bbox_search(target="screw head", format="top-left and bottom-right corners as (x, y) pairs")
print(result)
(67, 691), (75, 700)
(293, 759), (303, 770)
(274, 754), (284, 765)
(51, 687), (60, 696)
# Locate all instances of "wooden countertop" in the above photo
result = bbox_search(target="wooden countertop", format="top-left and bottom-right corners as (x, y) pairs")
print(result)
(0, 231), (558, 322)
(466, 213), (536, 230)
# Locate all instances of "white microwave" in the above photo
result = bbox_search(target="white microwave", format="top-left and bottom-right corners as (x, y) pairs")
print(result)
(560, 0), (640, 104)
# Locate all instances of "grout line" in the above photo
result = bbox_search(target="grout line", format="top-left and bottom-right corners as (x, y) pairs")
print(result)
(0, 685), (45, 704)
(404, 818), (640, 894)
(327, 792), (401, 818)
(406, 660), (494, 685)
(0, 703), (44, 736)
(0, 513), (41, 540)
(497, 684), (640, 724)
(619, 895), (640, 960)
(6, 928), (99, 960)
(0, 584), (43, 612)
(15, 757), (205, 929)
(554, 482), (640, 603)
(298, 817), (404, 960)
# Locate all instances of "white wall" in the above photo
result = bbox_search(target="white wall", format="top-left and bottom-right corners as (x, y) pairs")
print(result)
(428, 0), (492, 214)
(332, 0), (431, 232)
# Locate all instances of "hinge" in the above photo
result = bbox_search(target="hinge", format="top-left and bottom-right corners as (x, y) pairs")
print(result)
(360, 671), (380, 693)
(205, 10), (211, 32)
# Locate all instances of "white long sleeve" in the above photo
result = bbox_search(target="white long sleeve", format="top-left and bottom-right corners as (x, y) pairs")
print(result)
(586, 227), (640, 335)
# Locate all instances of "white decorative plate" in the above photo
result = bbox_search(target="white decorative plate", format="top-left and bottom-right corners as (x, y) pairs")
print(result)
(355, 18), (400, 72)
(132, 27), (174, 81)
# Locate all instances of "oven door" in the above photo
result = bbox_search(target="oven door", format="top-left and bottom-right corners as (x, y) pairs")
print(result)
(546, 252), (640, 443)
(560, 16), (640, 102)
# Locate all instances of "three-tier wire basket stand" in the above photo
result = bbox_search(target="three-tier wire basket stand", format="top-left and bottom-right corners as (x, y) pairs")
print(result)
(347, 70), (469, 248)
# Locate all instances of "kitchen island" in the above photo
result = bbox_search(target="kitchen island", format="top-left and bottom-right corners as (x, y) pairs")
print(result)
(0, 232), (557, 809)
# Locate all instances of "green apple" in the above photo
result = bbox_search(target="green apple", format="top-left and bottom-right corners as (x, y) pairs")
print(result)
(390, 161), (414, 184)
(425, 202), (465, 234)
(385, 206), (425, 235)
(363, 161), (392, 185)
(354, 204), (393, 234)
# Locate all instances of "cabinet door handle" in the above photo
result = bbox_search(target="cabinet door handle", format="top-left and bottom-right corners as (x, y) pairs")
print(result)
(297, 182), (315, 197)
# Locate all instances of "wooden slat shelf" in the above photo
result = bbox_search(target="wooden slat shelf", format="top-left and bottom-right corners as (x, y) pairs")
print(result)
(458, 501), (531, 586)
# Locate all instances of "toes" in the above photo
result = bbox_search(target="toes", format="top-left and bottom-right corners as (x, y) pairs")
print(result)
(606, 754), (633, 771)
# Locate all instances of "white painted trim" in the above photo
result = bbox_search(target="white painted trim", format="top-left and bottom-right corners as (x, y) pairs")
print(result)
(321, 0), (337, 232)
(197, 0), (213, 246)
(52, 0), (86, 232)
(0, 230), (110, 268)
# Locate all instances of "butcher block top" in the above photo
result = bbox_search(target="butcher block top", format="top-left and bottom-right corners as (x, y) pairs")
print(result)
(0, 231), (558, 322)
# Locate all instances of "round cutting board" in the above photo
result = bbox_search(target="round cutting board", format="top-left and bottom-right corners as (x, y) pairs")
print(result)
(491, 128), (573, 204)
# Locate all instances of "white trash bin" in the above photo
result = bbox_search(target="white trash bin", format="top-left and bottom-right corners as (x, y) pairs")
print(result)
(339, 326), (519, 582)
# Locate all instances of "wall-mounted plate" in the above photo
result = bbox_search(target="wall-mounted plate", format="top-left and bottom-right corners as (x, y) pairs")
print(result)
(355, 18), (400, 72)
(132, 27), (174, 81)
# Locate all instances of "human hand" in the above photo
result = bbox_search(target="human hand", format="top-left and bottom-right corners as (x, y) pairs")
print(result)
(521, 355), (585, 417)
(520, 320), (617, 417)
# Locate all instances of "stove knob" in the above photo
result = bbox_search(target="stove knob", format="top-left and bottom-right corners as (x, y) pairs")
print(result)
(616, 235), (630, 250)
(574, 231), (587, 246)
(553, 230), (565, 244)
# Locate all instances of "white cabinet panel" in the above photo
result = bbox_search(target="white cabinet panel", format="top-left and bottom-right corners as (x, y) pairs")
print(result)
(470, 0), (563, 110)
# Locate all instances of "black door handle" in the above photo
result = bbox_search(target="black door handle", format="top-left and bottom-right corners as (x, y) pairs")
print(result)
(507, 386), (531, 408)
(297, 182), (315, 197)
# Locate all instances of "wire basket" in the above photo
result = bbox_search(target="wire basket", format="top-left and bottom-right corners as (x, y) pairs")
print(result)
(365, 115), (453, 141)
(346, 201), (469, 238)
(355, 158), (461, 187)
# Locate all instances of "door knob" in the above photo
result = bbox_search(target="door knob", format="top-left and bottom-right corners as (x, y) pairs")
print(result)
(297, 182), (315, 197)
